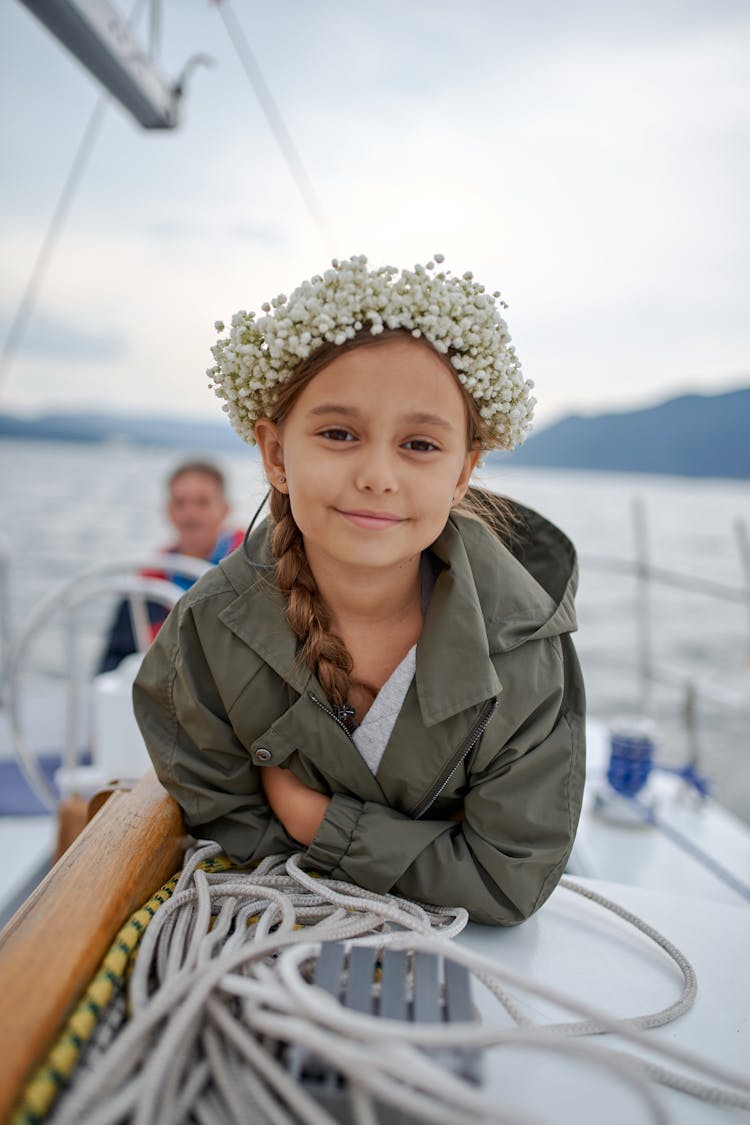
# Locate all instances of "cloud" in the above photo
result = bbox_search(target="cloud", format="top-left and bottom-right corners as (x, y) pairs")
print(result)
(1, 0), (748, 425)
(0, 305), (128, 362)
(146, 217), (287, 250)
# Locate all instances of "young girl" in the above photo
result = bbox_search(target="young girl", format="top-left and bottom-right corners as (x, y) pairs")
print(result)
(133, 255), (585, 926)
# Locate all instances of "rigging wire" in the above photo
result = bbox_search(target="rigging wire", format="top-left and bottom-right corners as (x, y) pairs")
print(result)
(0, 95), (108, 395)
(0, 0), (150, 397)
(214, 0), (335, 253)
(2, 0), (332, 397)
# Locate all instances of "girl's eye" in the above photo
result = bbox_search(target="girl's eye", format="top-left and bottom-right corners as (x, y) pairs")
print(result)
(403, 439), (439, 453)
(319, 428), (356, 442)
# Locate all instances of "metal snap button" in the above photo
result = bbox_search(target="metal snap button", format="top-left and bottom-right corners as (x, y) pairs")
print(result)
(254, 747), (272, 763)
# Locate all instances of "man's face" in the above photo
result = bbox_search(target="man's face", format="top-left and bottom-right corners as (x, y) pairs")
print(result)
(167, 471), (229, 558)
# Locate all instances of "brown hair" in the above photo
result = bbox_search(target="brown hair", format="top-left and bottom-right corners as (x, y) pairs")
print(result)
(167, 460), (227, 495)
(266, 331), (516, 715)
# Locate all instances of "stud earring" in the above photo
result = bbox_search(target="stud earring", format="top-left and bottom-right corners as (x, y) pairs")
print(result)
(279, 475), (286, 484)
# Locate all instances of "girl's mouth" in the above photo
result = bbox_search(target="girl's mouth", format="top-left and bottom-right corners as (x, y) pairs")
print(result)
(337, 509), (405, 530)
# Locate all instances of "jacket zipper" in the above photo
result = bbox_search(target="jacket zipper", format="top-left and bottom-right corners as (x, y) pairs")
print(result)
(309, 693), (355, 742)
(410, 698), (499, 819)
(310, 691), (498, 818)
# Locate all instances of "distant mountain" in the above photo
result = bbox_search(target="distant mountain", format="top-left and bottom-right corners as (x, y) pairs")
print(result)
(502, 387), (750, 479)
(0, 410), (245, 452)
(2, 386), (749, 478)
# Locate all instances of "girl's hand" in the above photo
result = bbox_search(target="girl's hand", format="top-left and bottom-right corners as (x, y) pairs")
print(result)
(261, 766), (331, 846)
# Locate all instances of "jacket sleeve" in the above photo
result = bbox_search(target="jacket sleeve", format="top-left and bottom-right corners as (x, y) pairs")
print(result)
(133, 602), (298, 862)
(304, 635), (586, 925)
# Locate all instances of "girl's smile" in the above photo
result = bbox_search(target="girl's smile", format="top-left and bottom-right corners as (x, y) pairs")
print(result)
(335, 508), (407, 530)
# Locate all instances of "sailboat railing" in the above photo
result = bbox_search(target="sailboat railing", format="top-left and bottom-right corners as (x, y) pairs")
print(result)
(579, 501), (749, 724)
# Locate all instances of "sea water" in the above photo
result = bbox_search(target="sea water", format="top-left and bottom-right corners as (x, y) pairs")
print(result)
(1, 439), (748, 822)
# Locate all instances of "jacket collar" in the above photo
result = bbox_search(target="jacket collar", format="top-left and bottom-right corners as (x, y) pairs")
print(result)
(435, 510), (578, 654)
(417, 512), (576, 724)
(218, 532), (312, 695)
(416, 519), (501, 724)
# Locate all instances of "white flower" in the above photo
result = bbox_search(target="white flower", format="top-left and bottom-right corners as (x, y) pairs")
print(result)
(209, 254), (534, 450)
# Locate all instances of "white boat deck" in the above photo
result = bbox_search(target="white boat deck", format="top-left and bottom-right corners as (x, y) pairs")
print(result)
(0, 683), (59, 923)
(0, 817), (54, 922)
(462, 877), (750, 1123)
(570, 722), (750, 906)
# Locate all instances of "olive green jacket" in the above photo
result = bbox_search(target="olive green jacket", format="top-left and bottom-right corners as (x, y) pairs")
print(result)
(133, 500), (585, 925)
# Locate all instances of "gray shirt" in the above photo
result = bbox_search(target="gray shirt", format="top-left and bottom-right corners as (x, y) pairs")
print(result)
(351, 552), (439, 774)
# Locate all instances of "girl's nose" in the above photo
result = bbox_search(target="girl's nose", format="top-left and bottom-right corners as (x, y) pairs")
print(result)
(354, 446), (399, 493)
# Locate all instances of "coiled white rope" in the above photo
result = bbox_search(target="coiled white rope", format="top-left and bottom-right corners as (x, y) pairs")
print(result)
(49, 843), (750, 1125)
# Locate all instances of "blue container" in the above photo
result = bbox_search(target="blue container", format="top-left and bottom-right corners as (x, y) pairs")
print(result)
(607, 723), (655, 797)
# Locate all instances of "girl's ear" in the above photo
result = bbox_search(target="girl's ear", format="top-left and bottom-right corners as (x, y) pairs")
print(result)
(254, 417), (287, 490)
(452, 448), (481, 505)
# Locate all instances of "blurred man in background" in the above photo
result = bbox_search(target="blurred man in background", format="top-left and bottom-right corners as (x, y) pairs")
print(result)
(99, 460), (243, 671)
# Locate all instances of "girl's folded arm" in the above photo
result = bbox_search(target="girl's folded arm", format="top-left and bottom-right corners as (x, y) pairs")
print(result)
(133, 611), (298, 864)
(304, 643), (585, 927)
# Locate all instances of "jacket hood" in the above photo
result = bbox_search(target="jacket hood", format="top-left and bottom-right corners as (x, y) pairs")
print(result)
(436, 496), (579, 655)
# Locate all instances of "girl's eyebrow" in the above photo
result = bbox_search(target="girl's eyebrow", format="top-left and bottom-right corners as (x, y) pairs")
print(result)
(307, 404), (454, 430)
(405, 412), (454, 430)
(307, 404), (358, 418)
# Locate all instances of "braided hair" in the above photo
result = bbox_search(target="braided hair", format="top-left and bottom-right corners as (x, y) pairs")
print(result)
(268, 485), (358, 712)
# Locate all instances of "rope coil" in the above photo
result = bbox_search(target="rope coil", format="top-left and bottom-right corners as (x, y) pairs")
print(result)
(43, 843), (750, 1125)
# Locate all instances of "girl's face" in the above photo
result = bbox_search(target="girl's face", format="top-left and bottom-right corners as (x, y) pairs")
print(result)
(256, 336), (480, 579)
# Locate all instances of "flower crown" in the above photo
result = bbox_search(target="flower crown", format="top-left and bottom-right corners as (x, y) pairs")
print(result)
(208, 254), (535, 450)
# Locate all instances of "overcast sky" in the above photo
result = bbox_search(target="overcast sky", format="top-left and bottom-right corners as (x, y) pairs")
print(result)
(1, 0), (748, 431)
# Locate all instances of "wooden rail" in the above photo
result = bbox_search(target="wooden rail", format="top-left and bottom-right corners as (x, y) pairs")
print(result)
(0, 772), (186, 1121)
